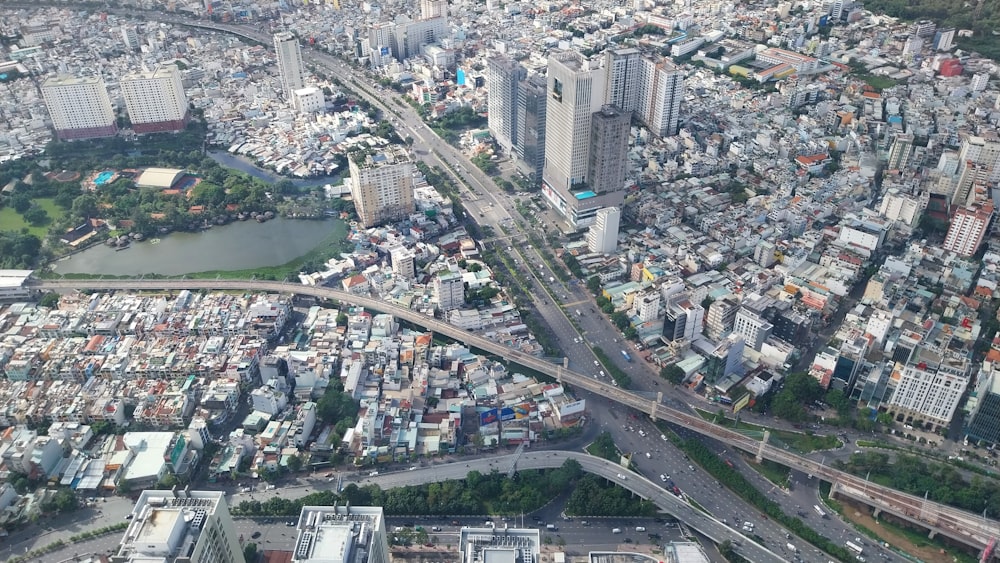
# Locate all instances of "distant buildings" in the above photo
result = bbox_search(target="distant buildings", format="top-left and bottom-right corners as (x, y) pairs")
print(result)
(120, 65), (189, 134)
(115, 490), (244, 563)
(41, 76), (117, 140)
(292, 505), (390, 563)
(348, 145), (416, 228)
(274, 31), (305, 100)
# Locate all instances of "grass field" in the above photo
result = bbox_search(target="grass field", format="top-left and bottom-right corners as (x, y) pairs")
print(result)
(0, 198), (65, 237)
(694, 408), (842, 453)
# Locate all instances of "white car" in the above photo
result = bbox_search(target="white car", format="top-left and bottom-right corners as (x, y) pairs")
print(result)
(645, 452), (652, 459)
(660, 474), (667, 482)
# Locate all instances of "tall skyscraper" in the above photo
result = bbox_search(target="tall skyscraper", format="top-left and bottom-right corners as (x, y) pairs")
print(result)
(41, 76), (117, 140)
(943, 202), (994, 256)
(542, 51), (606, 227)
(587, 106), (630, 195)
(120, 24), (141, 51)
(637, 58), (684, 137)
(274, 31), (305, 100)
(348, 145), (416, 228)
(115, 489), (245, 563)
(486, 56), (525, 156)
(587, 206), (621, 254)
(604, 47), (642, 113)
(121, 65), (189, 134)
(514, 73), (547, 181)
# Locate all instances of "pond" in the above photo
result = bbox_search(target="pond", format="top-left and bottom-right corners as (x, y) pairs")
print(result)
(54, 217), (345, 276)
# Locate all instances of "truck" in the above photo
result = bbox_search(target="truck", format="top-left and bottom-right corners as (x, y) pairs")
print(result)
(546, 524), (557, 531)
(814, 505), (827, 518)
(786, 543), (797, 553)
(611, 528), (622, 534)
(621, 350), (632, 362)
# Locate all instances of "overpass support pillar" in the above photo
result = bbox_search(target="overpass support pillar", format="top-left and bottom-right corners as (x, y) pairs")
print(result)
(563, 357), (569, 369)
(928, 530), (937, 540)
(755, 431), (770, 463)
(649, 392), (663, 420)
(555, 366), (562, 384)
(873, 508), (881, 519)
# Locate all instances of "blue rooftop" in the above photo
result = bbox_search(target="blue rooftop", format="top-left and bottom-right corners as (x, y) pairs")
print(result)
(574, 191), (597, 200)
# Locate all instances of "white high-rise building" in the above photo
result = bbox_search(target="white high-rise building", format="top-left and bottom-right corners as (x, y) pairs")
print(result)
(972, 72), (990, 92)
(604, 47), (642, 113)
(543, 51), (605, 196)
(348, 145), (415, 228)
(953, 133), (1000, 206)
(886, 362), (969, 431)
(390, 245), (416, 280)
(486, 56), (525, 156)
(292, 505), (390, 563)
(115, 490), (244, 563)
(292, 86), (325, 113)
(41, 76), (117, 140)
(637, 58), (684, 137)
(587, 206), (620, 254)
(434, 269), (465, 311)
(120, 65), (189, 134)
(274, 31), (305, 100)
(733, 308), (773, 351)
(120, 25), (140, 51)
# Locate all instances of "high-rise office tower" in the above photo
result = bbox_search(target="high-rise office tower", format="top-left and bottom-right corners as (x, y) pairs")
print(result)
(420, 0), (447, 19)
(274, 31), (305, 100)
(486, 55), (526, 156)
(41, 76), (117, 140)
(348, 145), (416, 228)
(392, 17), (446, 61)
(115, 489), (245, 563)
(514, 73), (547, 181)
(587, 206), (621, 254)
(604, 47), (642, 113)
(637, 58), (684, 137)
(542, 51), (605, 227)
(120, 65), (189, 134)
(588, 106), (630, 195)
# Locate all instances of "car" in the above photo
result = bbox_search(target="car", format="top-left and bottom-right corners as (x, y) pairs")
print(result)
(645, 452), (652, 459)
(287, 521), (296, 527)
(251, 531), (262, 539)
(593, 360), (600, 366)
(431, 526), (442, 532)
(424, 543), (435, 548)
(124, 514), (134, 520)
(660, 474), (667, 482)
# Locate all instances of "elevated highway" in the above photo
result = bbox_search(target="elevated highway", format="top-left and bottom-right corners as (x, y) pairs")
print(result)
(33, 278), (1000, 553)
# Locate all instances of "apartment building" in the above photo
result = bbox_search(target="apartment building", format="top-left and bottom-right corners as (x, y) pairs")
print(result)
(120, 65), (189, 134)
(348, 145), (415, 228)
(41, 76), (117, 140)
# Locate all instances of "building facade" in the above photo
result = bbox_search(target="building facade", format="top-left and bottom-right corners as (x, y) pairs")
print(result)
(274, 31), (305, 100)
(348, 146), (416, 228)
(121, 65), (189, 134)
(41, 76), (117, 140)
(292, 505), (390, 563)
(115, 490), (244, 563)
(886, 362), (969, 431)
(514, 73), (547, 181)
(943, 202), (994, 256)
(586, 206), (621, 254)
(486, 56), (525, 157)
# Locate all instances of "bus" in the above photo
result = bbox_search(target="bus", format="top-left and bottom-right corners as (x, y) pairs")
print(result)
(846, 541), (864, 555)
(814, 505), (827, 518)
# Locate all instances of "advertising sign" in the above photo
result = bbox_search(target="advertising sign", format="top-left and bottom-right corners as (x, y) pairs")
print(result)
(733, 393), (752, 414)
(480, 408), (498, 425)
(500, 408), (516, 422)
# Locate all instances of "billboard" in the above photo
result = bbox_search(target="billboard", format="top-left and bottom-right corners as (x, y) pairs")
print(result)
(733, 393), (752, 414)
(500, 408), (516, 422)
(512, 403), (531, 419)
(480, 408), (498, 426)
(558, 399), (586, 419)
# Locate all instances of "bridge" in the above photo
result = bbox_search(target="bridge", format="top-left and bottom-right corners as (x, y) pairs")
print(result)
(32, 278), (1000, 554)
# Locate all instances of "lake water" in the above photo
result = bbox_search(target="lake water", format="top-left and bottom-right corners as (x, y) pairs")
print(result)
(54, 218), (345, 276)
(207, 150), (339, 188)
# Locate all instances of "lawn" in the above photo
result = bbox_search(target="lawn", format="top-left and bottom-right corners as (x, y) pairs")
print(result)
(0, 198), (65, 237)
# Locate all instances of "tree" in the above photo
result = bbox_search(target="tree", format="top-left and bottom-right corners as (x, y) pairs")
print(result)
(71, 194), (99, 219)
(587, 276), (602, 295)
(243, 542), (259, 563)
(286, 454), (303, 473)
(158, 473), (179, 489)
(825, 388), (850, 416)
(10, 193), (31, 213)
(610, 311), (630, 330)
(38, 292), (60, 308)
(336, 312), (348, 326)
(661, 365), (685, 384)
(23, 205), (49, 226)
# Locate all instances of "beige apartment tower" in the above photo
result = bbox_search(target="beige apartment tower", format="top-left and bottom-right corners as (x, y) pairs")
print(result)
(42, 76), (117, 140)
(121, 65), (189, 134)
(348, 146), (416, 228)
